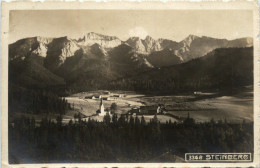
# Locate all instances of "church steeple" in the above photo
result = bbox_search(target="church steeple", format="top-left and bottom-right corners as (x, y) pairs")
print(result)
(100, 98), (103, 106)
(99, 98), (105, 116)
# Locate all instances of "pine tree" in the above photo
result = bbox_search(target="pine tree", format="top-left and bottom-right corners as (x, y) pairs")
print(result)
(110, 103), (117, 114)
(103, 112), (111, 125)
(141, 115), (146, 126)
(112, 114), (118, 125)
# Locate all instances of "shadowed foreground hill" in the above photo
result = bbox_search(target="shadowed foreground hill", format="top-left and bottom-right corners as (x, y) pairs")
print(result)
(108, 47), (253, 93)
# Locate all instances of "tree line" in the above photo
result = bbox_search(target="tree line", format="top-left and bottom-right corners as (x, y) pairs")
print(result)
(9, 84), (71, 115)
(9, 114), (253, 163)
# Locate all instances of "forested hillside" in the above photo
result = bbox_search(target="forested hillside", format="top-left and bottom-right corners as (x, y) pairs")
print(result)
(107, 47), (253, 94)
(9, 84), (71, 115)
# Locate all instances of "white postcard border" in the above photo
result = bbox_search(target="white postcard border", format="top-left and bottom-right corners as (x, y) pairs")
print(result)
(1, 1), (260, 168)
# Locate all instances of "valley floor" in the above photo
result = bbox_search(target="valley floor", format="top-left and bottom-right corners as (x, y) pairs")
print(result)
(62, 90), (253, 124)
(9, 90), (253, 125)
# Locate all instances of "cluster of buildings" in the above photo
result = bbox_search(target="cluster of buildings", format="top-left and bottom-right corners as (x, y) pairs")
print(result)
(85, 91), (125, 101)
(89, 91), (124, 116)
(128, 105), (167, 116)
(88, 91), (166, 117)
(95, 99), (167, 117)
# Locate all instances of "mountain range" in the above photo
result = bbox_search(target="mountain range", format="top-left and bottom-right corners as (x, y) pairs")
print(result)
(9, 32), (253, 91)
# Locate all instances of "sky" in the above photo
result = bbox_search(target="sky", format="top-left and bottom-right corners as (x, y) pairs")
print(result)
(9, 10), (253, 43)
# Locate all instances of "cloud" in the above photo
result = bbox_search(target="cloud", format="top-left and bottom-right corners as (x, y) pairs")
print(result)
(128, 27), (148, 39)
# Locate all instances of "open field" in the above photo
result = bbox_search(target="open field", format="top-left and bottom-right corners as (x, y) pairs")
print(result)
(168, 95), (253, 123)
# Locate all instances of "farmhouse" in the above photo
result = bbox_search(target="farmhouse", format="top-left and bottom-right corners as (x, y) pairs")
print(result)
(114, 94), (123, 98)
(129, 107), (140, 115)
(85, 96), (93, 99)
(86, 94), (102, 99)
(103, 97), (111, 100)
(103, 91), (110, 95)
(139, 105), (164, 115)
(103, 97), (118, 101)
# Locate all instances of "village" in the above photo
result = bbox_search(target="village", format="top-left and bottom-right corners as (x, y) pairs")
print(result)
(64, 90), (180, 124)
(87, 91), (167, 116)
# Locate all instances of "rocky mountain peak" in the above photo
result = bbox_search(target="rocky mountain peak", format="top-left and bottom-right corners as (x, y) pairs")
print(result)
(178, 34), (200, 51)
(186, 34), (199, 40)
(183, 34), (199, 42)
(144, 35), (154, 41)
(79, 32), (122, 48)
(85, 32), (119, 41)
(36, 36), (54, 45)
(127, 37), (141, 41)
(9, 33), (254, 74)
(126, 36), (161, 54)
(126, 37), (146, 53)
(143, 36), (161, 53)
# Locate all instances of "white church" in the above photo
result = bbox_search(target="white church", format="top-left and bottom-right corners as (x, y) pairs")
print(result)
(98, 98), (110, 116)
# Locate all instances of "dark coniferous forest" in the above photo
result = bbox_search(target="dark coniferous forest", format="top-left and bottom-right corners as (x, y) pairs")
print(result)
(9, 114), (253, 163)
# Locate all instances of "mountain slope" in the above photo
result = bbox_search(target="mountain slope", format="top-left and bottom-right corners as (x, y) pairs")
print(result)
(125, 37), (147, 53)
(227, 37), (253, 48)
(51, 43), (153, 90)
(158, 38), (179, 50)
(126, 36), (162, 54)
(109, 47), (253, 92)
(176, 35), (228, 61)
(109, 44), (153, 72)
(9, 54), (65, 87)
(43, 37), (80, 71)
(125, 34), (253, 62)
(9, 36), (53, 60)
(175, 35), (253, 61)
(146, 49), (183, 68)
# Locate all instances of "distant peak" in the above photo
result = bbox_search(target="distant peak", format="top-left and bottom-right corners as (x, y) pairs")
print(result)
(87, 32), (102, 37)
(85, 32), (119, 40)
(181, 34), (200, 44)
(36, 36), (54, 40)
(186, 34), (199, 39)
(86, 32), (101, 37)
(127, 37), (142, 41)
(145, 35), (153, 40)
(35, 36), (54, 44)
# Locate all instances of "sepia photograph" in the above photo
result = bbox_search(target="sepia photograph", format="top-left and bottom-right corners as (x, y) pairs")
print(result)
(1, 1), (260, 167)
